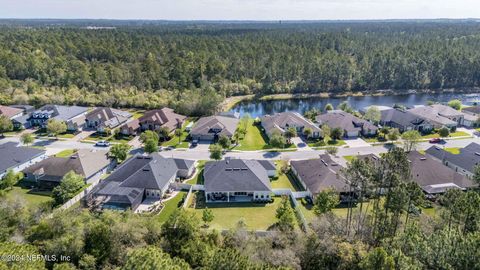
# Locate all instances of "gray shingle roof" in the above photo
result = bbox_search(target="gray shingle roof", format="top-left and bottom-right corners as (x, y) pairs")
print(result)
(408, 106), (457, 126)
(463, 106), (480, 115)
(34, 105), (88, 122)
(23, 149), (110, 183)
(425, 143), (480, 174)
(190, 115), (239, 138)
(204, 159), (272, 192)
(261, 112), (321, 136)
(380, 109), (429, 128)
(407, 151), (475, 194)
(316, 111), (377, 133)
(290, 154), (349, 195)
(86, 107), (132, 129)
(0, 142), (46, 173)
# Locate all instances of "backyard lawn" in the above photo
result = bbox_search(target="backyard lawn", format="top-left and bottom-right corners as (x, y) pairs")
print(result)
(187, 193), (282, 230)
(55, 149), (76, 158)
(5, 186), (53, 208)
(157, 191), (188, 223)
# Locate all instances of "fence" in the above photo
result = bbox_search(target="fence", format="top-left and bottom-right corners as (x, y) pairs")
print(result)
(182, 186), (194, 209)
(273, 189), (308, 232)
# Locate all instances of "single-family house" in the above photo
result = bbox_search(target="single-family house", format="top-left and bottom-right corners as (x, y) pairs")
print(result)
(119, 119), (140, 136)
(0, 105), (23, 119)
(290, 154), (350, 201)
(360, 105), (393, 114)
(0, 142), (47, 178)
(203, 158), (275, 203)
(89, 154), (194, 211)
(316, 110), (378, 138)
(380, 108), (433, 133)
(23, 149), (112, 189)
(407, 151), (475, 196)
(190, 115), (239, 141)
(9, 105), (34, 129)
(462, 106), (480, 127)
(408, 105), (458, 129)
(261, 112), (322, 139)
(28, 105), (89, 130)
(85, 107), (132, 133)
(425, 143), (480, 178)
(138, 108), (186, 133)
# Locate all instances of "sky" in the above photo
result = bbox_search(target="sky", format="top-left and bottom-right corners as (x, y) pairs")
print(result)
(0, 0), (479, 20)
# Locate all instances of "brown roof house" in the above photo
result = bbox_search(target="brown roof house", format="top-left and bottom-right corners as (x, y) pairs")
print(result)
(261, 112), (322, 139)
(316, 110), (378, 138)
(119, 119), (141, 136)
(190, 115), (239, 141)
(139, 108), (186, 133)
(0, 105), (23, 119)
(290, 154), (350, 202)
(23, 149), (112, 189)
(85, 108), (132, 133)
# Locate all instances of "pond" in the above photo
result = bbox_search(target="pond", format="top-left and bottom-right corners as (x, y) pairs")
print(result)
(228, 92), (480, 118)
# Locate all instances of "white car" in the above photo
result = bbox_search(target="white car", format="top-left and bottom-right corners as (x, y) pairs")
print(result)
(95, 140), (110, 147)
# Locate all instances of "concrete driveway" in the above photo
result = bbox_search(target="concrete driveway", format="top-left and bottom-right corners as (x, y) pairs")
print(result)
(291, 137), (311, 151)
(344, 138), (371, 148)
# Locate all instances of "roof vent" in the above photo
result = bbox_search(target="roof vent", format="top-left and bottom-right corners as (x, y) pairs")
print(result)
(420, 157), (427, 161)
(241, 168), (248, 171)
(70, 156), (77, 159)
(225, 168), (233, 171)
(475, 152), (480, 156)
(233, 168), (240, 171)
(142, 168), (150, 172)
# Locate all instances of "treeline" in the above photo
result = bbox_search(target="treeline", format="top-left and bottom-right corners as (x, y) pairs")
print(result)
(2, 147), (480, 269)
(2, 21), (480, 114)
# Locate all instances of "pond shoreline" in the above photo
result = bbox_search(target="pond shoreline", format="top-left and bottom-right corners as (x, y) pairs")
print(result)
(221, 88), (480, 112)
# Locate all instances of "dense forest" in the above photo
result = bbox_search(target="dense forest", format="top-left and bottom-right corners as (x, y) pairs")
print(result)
(1, 20), (480, 115)
(1, 147), (480, 269)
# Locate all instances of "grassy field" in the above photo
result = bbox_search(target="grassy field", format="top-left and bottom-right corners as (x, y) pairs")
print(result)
(157, 191), (188, 223)
(186, 161), (207, 185)
(187, 193), (282, 230)
(5, 186), (53, 208)
(55, 149), (76, 158)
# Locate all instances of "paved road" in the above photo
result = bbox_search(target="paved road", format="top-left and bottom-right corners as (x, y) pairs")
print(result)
(3, 133), (480, 161)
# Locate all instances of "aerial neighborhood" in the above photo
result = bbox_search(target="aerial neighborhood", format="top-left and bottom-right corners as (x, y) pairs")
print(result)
(1, 99), (480, 229)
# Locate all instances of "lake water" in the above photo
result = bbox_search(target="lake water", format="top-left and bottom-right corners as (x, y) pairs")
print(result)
(229, 92), (480, 118)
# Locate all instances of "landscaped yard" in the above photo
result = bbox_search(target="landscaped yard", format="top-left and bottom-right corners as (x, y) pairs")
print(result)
(5, 186), (53, 208)
(307, 136), (346, 148)
(421, 131), (470, 139)
(55, 149), (76, 158)
(233, 119), (296, 151)
(186, 161), (207, 185)
(85, 132), (111, 141)
(162, 121), (191, 149)
(108, 134), (134, 143)
(343, 155), (355, 162)
(186, 193), (282, 230)
(271, 164), (305, 191)
(157, 191), (188, 223)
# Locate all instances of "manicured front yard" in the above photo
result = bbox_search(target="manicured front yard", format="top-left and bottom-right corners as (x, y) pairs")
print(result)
(157, 191), (188, 223)
(162, 121), (191, 149)
(187, 193), (282, 230)
(55, 149), (76, 158)
(234, 119), (268, 151)
(85, 132), (111, 141)
(5, 186), (53, 208)
(307, 136), (346, 148)
(421, 131), (470, 139)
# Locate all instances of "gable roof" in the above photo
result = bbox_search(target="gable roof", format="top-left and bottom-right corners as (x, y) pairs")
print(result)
(408, 106), (457, 126)
(0, 105), (23, 118)
(204, 159), (272, 192)
(23, 149), (110, 182)
(425, 143), (480, 174)
(407, 151), (475, 194)
(462, 106), (480, 115)
(380, 108), (429, 127)
(190, 115), (239, 137)
(290, 154), (349, 195)
(34, 105), (88, 122)
(139, 108), (186, 131)
(261, 111), (321, 135)
(0, 142), (46, 173)
(316, 111), (377, 133)
(86, 107), (132, 128)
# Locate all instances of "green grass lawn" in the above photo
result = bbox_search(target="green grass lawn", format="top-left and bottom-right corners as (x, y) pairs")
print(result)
(307, 137), (346, 147)
(186, 161), (206, 185)
(157, 191), (188, 223)
(162, 121), (191, 148)
(85, 132), (111, 141)
(343, 155), (355, 162)
(55, 149), (76, 158)
(5, 186), (53, 208)
(234, 119), (268, 151)
(187, 194), (282, 230)
(57, 133), (76, 139)
(3, 130), (24, 136)
(108, 134), (134, 143)
(421, 131), (470, 139)
(444, 147), (461, 154)
(271, 165), (305, 191)
(128, 110), (145, 119)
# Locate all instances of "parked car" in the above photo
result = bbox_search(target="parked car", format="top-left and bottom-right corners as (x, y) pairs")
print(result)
(95, 140), (110, 147)
(191, 140), (198, 147)
(429, 138), (441, 144)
